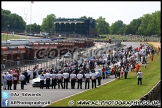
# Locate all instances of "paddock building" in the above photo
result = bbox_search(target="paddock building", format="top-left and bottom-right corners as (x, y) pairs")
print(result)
(54, 18), (97, 38)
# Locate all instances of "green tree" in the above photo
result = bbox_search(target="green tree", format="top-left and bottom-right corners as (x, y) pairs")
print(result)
(80, 16), (87, 19)
(80, 16), (93, 20)
(41, 14), (56, 33)
(124, 18), (141, 35)
(10, 13), (26, 29)
(110, 20), (125, 35)
(146, 11), (161, 36)
(1, 8), (11, 15)
(26, 23), (41, 33)
(96, 16), (109, 34)
(118, 25), (127, 35)
(1, 9), (25, 33)
(136, 14), (151, 36)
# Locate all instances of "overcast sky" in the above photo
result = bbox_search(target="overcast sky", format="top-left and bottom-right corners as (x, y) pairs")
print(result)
(1, 1), (161, 26)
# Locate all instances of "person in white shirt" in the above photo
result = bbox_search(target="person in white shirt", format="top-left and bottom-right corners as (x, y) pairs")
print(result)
(77, 71), (83, 89)
(63, 71), (69, 89)
(121, 66), (124, 77)
(90, 70), (97, 88)
(2, 72), (7, 90)
(95, 62), (98, 69)
(27, 69), (31, 83)
(86, 63), (89, 69)
(40, 72), (45, 89)
(13, 73), (18, 90)
(141, 56), (143, 63)
(44, 71), (50, 89)
(84, 71), (90, 89)
(57, 71), (64, 89)
(51, 71), (57, 89)
(70, 71), (76, 89)
(20, 72), (25, 90)
(137, 70), (142, 85)
(71, 65), (75, 71)
(7, 72), (13, 90)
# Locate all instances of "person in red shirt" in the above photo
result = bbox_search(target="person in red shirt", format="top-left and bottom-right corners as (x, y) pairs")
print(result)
(138, 47), (140, 51)
(135, 63), (140, 73)
(136, 47), (138, 52)
(150, 54), (154, 61)
(157, 46), (160, 55)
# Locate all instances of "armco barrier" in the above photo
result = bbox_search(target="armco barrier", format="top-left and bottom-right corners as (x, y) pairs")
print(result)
(130, 80), (161, 107)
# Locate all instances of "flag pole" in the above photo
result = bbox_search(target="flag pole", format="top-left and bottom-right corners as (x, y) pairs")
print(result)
(24, 7), (28, 36)
(30, 2), (32, 34)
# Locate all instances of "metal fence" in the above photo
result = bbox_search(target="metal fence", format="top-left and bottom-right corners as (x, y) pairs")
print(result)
(99, 35), (161, 41)
(1, 41), (122, 72)
(1, 59), (56, 71)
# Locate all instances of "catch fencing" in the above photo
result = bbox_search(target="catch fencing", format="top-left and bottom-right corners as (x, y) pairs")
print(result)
(1, 41), (121, 72)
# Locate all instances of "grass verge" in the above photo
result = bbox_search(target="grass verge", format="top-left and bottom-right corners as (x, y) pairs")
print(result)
(1, 33), (28, 41)
(47, 44), (160, 107)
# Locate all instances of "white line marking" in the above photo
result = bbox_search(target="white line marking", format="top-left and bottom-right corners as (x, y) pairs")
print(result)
(43, 79), (116, 107)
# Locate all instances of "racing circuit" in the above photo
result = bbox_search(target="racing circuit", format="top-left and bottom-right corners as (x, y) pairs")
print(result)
(1, 41), (146, 107)
(2, 75), (116, 107)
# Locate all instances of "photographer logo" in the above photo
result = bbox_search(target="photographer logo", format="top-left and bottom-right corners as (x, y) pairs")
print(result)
(2, 99), (10, 106)
(2, 91), (10, 99)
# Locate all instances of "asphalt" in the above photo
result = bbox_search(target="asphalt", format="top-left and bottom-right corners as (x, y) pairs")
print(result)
(0, 42), (134, 107)
(1, 42), (113, 107)
(1, 75), (116, 107)
(2, 42), (160, 107)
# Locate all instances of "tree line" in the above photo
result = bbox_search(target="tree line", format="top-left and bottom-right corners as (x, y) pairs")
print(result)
(1, 8), (160, 36)
(1, 9), (26, 33)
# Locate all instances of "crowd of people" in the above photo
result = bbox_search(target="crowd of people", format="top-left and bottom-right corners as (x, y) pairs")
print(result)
(2, 43), (158, 90)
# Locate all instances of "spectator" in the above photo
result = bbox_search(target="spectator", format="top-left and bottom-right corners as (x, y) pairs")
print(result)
(137, 70), (142, 85)
(2, 72), (7, 90)
(102, 66), (106, 79)
(91, 70), (97, 88)
(85, 71), (90, 89)
(24, 70), (28, 85)
(77, 71), (83, 89)
(27, 69), (31, 83)
(20, 72), (25, 90)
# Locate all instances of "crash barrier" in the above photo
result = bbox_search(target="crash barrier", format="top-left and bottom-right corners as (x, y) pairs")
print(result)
(1, 58), (64, 81)
(81, 36), (160, 42)
(2, 59), (52, 72)
(94, 38), (160, 43)
(1, 41), (121, 78)
(76, 42), (121, 65)
(1, 46), (84, 71)
(94, 39), (122, 43)
(1, 57), (68, 71)
(122, 40), (160, 42)
(92, 42), (121, 57)
(1, 42), (121, 72)
(129, 80), (161, 107)
(1, 48), (83, 74)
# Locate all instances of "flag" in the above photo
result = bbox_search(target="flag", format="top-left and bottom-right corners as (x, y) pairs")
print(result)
(31, 1), (34, 3)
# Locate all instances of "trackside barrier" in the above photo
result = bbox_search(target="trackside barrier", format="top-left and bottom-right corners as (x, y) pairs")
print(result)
(129, 80), (161, 107)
